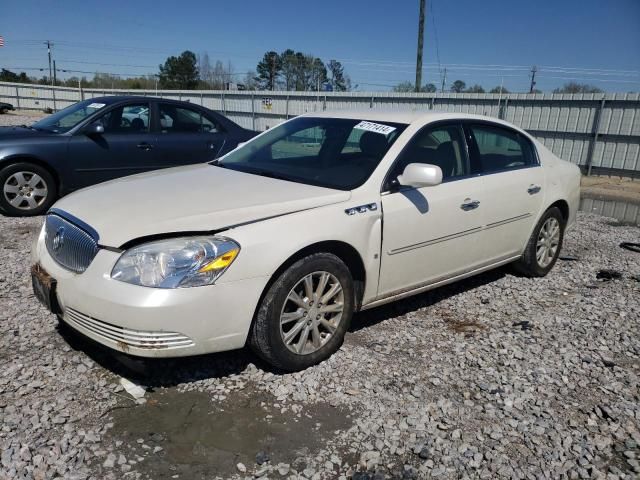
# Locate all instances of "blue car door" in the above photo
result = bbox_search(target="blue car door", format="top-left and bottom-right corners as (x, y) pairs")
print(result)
(66, 101), (164, 190)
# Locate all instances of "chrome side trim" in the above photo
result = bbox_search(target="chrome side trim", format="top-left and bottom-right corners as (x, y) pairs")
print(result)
(362, 255), (521, 310)
(485, 213), (532, 229)
(389, 226), (482, 255)
(388, 213), (531, 255)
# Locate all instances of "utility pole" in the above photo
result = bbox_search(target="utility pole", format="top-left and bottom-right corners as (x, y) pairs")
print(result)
(529, 65), (537, 93)
(53, 60), (57, 86)
(45, 40), (53, 85)
(415, 0), (426, 92)
(441, 67), (447, 93)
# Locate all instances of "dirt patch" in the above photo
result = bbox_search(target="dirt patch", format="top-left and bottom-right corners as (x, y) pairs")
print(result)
(107, 387), (351, 479)
(581, 175), (640, 203)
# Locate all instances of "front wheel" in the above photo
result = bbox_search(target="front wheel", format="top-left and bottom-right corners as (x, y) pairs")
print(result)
(514, 207), (565, 277)
(0, 162), (57, 216)
(249, 253), (354, 371)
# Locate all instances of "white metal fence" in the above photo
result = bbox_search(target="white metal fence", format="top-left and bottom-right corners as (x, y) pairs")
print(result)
(2, 81), (639, 176)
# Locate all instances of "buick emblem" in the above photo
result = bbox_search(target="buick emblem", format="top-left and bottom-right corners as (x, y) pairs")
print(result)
(52, 226), (65, 252)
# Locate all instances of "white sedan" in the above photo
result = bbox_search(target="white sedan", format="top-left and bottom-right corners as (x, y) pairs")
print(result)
(31, 111), (581, 371)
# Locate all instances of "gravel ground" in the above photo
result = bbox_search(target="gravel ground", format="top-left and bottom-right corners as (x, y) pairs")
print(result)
(1, 212), (639, 480)
(0, 111), (47, 127)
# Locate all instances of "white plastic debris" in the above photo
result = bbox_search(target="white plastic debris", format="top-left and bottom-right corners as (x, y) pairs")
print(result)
(119, 377), (146, 400)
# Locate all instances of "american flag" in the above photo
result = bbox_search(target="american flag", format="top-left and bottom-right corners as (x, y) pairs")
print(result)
(0, 36), (4, 47)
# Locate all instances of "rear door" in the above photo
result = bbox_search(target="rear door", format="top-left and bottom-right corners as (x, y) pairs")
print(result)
(155, 103), (228, 165)
(465, 122), (544, 261)
(67, 101), (163, 189)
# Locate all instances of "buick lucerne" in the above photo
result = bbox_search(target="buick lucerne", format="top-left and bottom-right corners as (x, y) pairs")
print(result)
(31, 111), (581, 371)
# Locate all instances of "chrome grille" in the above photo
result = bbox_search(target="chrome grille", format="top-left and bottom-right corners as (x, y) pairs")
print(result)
(65, 308), (194, 350)
(45, 212), (99, 273)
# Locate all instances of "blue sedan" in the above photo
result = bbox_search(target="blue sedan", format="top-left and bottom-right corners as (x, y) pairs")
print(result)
(0, 96), (257, 216)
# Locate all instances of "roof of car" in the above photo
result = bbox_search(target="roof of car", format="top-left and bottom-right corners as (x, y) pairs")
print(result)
(87, 96), (196, 105)
(304, 109), (515, 127)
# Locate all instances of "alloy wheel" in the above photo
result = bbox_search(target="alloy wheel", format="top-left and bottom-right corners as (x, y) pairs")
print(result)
(280, 271), (345, 355)
(3, 171), (49, 211)
(536, 217), (560, 268)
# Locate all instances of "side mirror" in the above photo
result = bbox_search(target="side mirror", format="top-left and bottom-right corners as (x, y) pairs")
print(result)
(85, 123), (104, 135)
(397, 163), (443, 188)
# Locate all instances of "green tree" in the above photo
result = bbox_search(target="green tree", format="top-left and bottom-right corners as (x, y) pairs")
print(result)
(255, 51), (281, 90)
(450, 80), (466, 93)
(393, 81), (414, 92)
(280, 49), (297, 90)
(422, 83), (437, 93)
(466, 84), (485, 93)
(309, 57), (327, 91)
(328, 60), (348, 91)
(0, 69), (31, 83)
(489, 85), (509, 94)
(158, 50), (199, 89)
(553, 82), (602, 94)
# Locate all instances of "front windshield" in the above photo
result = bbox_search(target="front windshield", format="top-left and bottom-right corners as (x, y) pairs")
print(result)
(218, 117), (407, 190)
(32, 99), (108, 133)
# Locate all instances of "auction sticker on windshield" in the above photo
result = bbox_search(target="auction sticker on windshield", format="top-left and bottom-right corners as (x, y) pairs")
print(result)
(87, 103), (106, 109)
(354, 121), (396, 136)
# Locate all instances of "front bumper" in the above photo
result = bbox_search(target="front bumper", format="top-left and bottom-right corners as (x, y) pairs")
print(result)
(32, 228), (269, 358)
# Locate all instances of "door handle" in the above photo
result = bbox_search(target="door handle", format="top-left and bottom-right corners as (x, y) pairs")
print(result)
(136, 143), (153, 151)
(460, 199), (480, 211)
(527, 184), (541, 195)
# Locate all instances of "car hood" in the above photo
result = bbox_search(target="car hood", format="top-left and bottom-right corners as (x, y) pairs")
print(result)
(53, 163), (351, 247)
(0, 126), (56, 139)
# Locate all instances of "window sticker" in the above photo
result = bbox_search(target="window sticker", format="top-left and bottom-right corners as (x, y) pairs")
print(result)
(87, 103), (106, 109)
(354, 120), (396, 136)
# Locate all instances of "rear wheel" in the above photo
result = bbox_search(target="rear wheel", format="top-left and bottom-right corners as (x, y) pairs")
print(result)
(249, 252), (354, 371)
(0, 162), (57, 216)
(514, 207), (565, 277)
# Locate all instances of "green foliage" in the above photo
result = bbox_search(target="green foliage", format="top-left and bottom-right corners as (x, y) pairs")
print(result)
(553, 82), (603, 94)
(158, 50), (199, 89)
(489, 86), (509, 94)
(450, 80), (466, 93)
(0, 69), (30, 83)
(327, 60), (349, 92)
(255, 51), (282, 90)
(465, 84), (485, 93)
(393, 81), (436, 93)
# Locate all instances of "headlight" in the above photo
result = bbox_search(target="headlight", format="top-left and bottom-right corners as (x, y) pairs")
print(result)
(111, 236), (240, 288)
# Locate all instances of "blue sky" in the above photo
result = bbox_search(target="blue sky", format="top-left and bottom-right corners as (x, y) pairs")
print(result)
(1, 0), (639, 92)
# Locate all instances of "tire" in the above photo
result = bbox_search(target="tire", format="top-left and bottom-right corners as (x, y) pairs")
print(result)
(249, 252), (355, 371)
(0, 162), (57, 216)
(0, 108), (8, 114)
(514, 207), (565, 277)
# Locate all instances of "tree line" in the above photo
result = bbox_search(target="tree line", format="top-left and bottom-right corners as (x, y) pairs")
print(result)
(0, 49), (352, 92)
(393, 79), (604, 94)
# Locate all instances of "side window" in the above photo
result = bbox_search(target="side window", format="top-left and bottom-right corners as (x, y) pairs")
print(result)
(391, 124), (469, 182)
(99, 104), (150, 133)
(271, 126), (325, 160)
(159, 104), (220, 133)
(469, 124), (535, 174)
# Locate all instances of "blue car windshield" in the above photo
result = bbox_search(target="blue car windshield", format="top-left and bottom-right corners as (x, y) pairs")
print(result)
(217, 117), (407, 190)
(32, 100), (109, 133)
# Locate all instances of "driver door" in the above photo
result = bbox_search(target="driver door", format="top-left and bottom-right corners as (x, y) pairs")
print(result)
(66, 102), (162, 190)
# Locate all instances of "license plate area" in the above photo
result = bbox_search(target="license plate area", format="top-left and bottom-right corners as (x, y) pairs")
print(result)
(31, 264), (61, 314)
